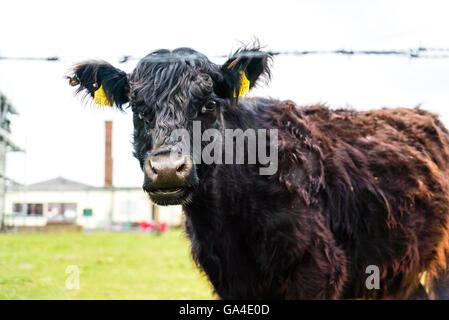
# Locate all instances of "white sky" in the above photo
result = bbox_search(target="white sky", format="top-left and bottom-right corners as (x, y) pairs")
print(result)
(0, 0), (448, 187)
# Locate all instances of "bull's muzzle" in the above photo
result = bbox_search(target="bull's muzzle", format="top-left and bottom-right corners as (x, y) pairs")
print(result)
(143, 148), (194, 205)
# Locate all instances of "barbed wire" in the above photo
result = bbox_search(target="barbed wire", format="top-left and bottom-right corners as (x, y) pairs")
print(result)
(1, 47), (449, 63)
(0, 56), (59, 61)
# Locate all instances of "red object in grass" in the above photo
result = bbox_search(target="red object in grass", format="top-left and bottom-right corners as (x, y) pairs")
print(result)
(140, 221), (168, 232)
(140, 221), (155, 230)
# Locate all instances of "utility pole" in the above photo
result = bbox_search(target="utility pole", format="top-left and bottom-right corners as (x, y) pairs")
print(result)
(0, 92), (23, 231)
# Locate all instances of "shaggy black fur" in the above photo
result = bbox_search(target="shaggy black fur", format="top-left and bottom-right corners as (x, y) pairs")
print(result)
(68, 45), (449, 299)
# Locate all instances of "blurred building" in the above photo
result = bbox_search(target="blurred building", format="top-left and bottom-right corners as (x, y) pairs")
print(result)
(3, 120), (183, 231)
(4, 176), (182, 229)
(0, 91), (22, 230)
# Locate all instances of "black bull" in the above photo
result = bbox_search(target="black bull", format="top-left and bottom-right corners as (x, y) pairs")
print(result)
(68, 45), (449, 299)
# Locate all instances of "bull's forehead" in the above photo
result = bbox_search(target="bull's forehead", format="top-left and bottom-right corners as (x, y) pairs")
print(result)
(129, 60), (215, 110)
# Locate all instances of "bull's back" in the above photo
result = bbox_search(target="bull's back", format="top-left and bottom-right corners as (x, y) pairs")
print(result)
(307, 106), (449, 168)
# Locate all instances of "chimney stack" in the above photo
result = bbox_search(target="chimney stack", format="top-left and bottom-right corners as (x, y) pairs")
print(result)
(105, 121), (113, 187)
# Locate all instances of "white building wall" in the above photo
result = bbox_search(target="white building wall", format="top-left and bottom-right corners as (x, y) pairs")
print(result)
(5, 188), (183, 228)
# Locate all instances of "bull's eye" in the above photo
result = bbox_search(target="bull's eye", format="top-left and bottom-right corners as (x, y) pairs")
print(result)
(201, 99), (217, 114)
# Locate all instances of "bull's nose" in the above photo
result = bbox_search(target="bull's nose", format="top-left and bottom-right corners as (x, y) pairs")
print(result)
(144, 153), (192, 189)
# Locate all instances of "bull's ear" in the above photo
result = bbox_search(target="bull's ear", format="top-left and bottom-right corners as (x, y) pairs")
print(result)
(67, 61), (130, 109)
(217, 46), (271, 100)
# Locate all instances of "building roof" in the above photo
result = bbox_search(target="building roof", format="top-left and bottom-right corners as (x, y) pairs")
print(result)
(6, 179), (23, 189)
(7, 176), (142, 192)
(8, 176), (92, 191)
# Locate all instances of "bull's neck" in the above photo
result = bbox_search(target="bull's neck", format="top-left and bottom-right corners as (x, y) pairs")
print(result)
(183, 105), (266, 218)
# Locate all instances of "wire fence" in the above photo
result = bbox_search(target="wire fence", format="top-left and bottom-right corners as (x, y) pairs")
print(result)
(1, 47), (449, 64)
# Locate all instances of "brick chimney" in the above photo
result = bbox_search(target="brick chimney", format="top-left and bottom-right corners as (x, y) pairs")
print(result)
(105, 121), (113, 187)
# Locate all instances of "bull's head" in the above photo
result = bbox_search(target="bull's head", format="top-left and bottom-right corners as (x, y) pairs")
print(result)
(68, 45), (271, 205)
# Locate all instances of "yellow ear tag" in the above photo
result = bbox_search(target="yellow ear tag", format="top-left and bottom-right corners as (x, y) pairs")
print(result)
(94, 85), (114, 107)
(234, 71), (250, 97)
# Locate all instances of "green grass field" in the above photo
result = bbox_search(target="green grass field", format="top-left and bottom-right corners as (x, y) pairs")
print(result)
(0, 229), (215, 299)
